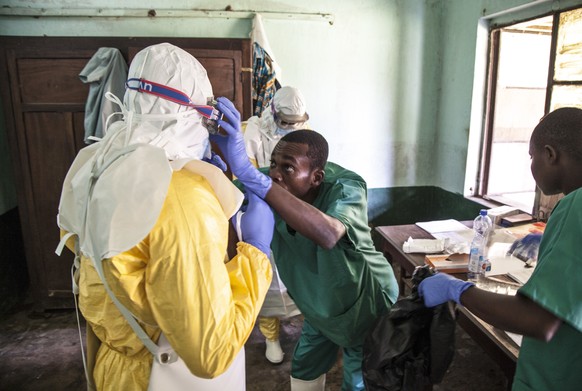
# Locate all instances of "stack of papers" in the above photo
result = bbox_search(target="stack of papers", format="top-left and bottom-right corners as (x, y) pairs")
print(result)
(486, 242), (530, 278)
(507, 268), (534, 285)
(416, 219), (471, 234)
(403, 237), (446, 253)
(486, 205), (520, 226)
(416, 219), (473, 254)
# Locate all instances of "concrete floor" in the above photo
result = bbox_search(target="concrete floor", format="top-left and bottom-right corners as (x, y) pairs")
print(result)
(0, 298), (509, 391)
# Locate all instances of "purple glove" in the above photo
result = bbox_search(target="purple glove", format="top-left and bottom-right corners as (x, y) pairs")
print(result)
(418, 272), (474, 307)
(202, 151), (227, 172)
(237, 191), (274, 256)
(507, 233), (542, 264)
(209, 97), (272, 198)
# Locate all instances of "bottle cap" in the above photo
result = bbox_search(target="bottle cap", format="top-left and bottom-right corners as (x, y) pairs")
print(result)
(480, 209), (488, 216)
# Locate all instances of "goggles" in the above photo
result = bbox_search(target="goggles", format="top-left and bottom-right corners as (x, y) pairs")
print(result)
(125, 78), (222, 134)
(271, 106), (306, 130)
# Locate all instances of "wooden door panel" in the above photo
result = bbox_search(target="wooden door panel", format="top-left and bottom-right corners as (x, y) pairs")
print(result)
(18, 59), (90, 105)
(202, 58), (237, 98)
(24, 112), (78, 205)
(24, 112), (79, 300)
(1, 37), (251, 309)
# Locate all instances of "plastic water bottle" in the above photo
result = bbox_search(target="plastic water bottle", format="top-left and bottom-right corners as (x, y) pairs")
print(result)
(467, 209), (493, 282)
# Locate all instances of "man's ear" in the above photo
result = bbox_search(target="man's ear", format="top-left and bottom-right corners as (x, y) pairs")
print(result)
(311, 168), (325, 187)
(544, 144), (558, 164)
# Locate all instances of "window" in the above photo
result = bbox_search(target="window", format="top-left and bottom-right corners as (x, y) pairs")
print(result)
(477, 6), (582, 219)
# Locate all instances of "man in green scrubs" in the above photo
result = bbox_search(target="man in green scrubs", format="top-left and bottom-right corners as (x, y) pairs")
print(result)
(418, 107), (582, 391)
(211, 101), (399, 391)
(266, 132), (399, 390)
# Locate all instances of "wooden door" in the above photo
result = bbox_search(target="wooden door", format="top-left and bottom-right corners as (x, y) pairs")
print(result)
(0, 37), (252, 309)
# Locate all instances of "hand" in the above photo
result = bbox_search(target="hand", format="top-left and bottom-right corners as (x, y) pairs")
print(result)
(418, 272), (474, 307)
(209, 97), (272, 198)
(507, 233), (542, 263)
(238, 191), (274, 256)
(202, 151), (227, 171)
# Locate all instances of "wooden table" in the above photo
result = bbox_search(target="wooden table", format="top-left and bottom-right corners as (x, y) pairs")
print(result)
(375, 223), (519, 386)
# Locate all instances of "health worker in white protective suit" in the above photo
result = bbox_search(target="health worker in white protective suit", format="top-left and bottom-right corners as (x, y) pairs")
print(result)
(244, 86), (310, 168)
(242, 87), (309, 364)
(56, 43), (273, 391)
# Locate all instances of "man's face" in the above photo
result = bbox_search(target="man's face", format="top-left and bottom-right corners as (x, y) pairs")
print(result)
(269, 141), (318, 201)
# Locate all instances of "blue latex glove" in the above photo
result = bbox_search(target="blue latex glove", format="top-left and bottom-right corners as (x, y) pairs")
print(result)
(418, 272), (475, 308)
(507, 233), (542, 264)
(237, 191), (274, 256)
(202, 151), (227, 171)
(209, 97), (272, 198)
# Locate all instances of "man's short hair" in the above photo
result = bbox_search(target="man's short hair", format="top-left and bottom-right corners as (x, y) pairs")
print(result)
(281, 130), (329, 170)
(532, 107), (582, 162)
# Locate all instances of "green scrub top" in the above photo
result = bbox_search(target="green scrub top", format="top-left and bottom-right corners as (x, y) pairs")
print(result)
(270, 162), (399, 347)
(513, 188), (582, 391)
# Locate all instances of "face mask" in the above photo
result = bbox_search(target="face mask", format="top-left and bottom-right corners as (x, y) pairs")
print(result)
(275, 127), (294, 137)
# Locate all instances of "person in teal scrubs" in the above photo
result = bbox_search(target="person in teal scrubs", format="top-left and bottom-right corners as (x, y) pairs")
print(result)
(210, 106), (399, 391)
(418, 107), (582, 391)
(267, 141), (399, 390)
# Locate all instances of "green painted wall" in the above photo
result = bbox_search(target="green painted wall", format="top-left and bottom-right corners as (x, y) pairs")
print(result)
(367, 185), (485, 252)
(368, 186), (483, 227)
(0, 0), (424, 198)
(3, 0), (579, 214)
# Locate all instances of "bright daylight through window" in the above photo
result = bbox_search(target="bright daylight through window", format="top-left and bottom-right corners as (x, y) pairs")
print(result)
(480, 7), (582, 218)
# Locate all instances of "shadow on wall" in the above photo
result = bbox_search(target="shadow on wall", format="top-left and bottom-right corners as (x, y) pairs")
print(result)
(368, 186), (484, 248)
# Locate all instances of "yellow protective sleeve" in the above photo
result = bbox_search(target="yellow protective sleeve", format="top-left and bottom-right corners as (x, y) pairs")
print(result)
(76, 170), (272, 390)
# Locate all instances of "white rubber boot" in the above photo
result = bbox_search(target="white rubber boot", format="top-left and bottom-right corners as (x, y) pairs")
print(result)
(265, 339), (284, 364)
(290, 374), (326, 391)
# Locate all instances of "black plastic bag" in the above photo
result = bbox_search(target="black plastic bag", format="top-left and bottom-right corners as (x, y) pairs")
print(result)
(362, 266), (456, 390)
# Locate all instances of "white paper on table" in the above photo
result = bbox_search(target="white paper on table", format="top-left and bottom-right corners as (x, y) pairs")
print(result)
(432, 229), (475, 254)
(488, 242), (512, 258)
(416, 219), (471, 234)
(402, 237), (446, 253)
(485, 242), (529, 276)
(505, 331), (523, 347)
(507, 268), (535, 285)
